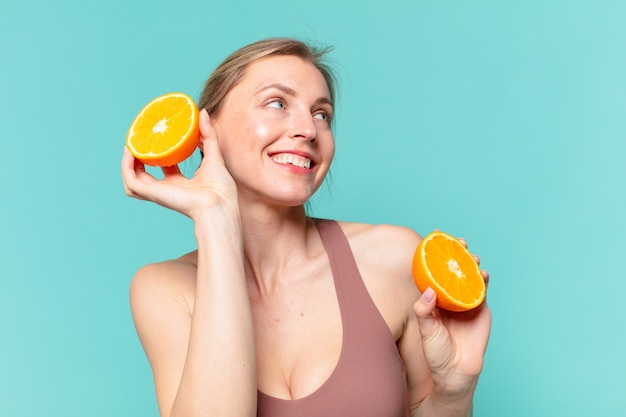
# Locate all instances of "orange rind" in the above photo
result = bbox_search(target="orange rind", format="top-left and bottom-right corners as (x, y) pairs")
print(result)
(412, 231), (485, 312)
(126, 92), (200, 167)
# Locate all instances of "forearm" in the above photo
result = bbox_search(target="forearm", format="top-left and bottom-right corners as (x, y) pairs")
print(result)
(171, 210), (256, 417)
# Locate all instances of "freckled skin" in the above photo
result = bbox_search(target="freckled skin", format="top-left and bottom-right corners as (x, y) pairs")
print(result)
(210, 55), (335, 208)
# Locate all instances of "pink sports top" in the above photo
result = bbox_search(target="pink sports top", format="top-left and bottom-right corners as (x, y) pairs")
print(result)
(257, 219), (409, 417)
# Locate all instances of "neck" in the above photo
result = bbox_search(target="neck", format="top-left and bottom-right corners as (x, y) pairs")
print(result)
(238, 203), (318, 294)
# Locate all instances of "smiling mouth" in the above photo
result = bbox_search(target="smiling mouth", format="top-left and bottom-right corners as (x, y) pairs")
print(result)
(271, 153), (313, 169)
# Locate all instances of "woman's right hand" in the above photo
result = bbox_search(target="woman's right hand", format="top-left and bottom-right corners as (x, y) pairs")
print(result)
(121, 109), (238, 220)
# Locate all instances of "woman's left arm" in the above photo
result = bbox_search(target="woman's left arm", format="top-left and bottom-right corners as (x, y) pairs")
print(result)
(397, 236), (491, 417)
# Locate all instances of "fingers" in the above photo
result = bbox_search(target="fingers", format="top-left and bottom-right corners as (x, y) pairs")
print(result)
(132, 151), (146, 175)
(198, 108), (213, 140)
(414, 288), (440, 342)
(121, 147), (157, 200)
(198, 109), (216, 153)
(121, 147), (141, 198)
(161, 164), (181, 177)
(201, 133), (225, 164)
(121, 146), (134, 172)
(198, 109), (226, 165)
(122, 146), (152, 182)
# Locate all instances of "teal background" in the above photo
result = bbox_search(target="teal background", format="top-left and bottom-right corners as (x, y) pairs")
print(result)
(1, 0), (625, 415)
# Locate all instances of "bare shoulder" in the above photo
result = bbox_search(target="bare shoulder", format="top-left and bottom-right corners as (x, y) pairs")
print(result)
(337, 221), (422, 280)
(128, 251), (200, 413)
(129, 250), (199, 317)
(335, 221), (423, 338)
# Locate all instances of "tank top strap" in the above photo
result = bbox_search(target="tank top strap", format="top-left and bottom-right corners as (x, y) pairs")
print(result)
(314, 219), (386, 328)
(256, 219), (409, 417)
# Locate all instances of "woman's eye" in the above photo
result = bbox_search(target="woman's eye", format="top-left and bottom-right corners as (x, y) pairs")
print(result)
(267, 99), (286, 109)
(314, 111), (331, 122)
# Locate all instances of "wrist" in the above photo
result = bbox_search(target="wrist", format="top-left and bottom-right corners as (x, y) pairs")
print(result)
(413, 376), (476, 417)
(414, 382), (476, 417)
(431, 372), (478, 401)
(192, 205), (242, 243)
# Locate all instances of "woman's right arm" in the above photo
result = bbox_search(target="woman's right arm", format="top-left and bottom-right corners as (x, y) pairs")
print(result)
(130, 214), (256, 417)
(122, 110), (257, 417)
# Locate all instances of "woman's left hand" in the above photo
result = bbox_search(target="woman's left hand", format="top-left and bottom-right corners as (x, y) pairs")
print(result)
(413, 239), (492, 398)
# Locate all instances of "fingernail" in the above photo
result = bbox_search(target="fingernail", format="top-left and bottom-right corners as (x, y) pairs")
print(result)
(423, 287), (435, 302)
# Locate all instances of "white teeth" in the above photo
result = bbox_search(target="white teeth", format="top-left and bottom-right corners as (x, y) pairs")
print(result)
(272, 154), (312, 169)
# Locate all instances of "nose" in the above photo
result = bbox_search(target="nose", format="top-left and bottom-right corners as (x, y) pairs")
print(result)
(289, 110), (317, 143)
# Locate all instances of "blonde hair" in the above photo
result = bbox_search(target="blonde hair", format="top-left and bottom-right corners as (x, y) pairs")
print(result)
(198, 38), (337, 123)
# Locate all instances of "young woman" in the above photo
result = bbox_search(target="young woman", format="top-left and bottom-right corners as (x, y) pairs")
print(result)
(121, 38), (491, 417)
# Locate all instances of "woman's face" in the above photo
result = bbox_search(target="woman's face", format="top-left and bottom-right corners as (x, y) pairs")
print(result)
(211, 55), (335, 207)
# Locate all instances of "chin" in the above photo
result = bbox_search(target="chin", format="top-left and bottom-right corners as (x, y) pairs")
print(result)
(273, 195), (312, 208)
(268, 187), (317, 208)
(238, 179), (322, 209)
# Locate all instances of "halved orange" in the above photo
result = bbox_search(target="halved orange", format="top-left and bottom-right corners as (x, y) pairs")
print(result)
(412, 231), (485, 312)
(126, 92), (200, 167)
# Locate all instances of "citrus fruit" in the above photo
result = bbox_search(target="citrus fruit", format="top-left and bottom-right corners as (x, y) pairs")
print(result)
(412, 231), (485, 312)
(126, 92), (200, 167)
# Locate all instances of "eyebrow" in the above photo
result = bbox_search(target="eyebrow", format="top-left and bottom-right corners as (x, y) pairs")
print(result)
(257, 83), (297, 97)
(257, 83), (333, 108)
